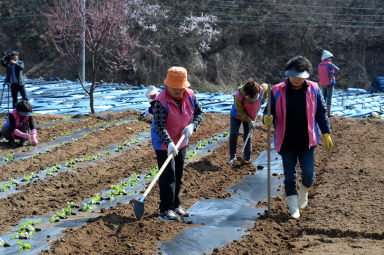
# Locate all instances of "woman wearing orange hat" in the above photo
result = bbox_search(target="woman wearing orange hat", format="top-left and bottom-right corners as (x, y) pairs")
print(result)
(151, 66), (204, 221)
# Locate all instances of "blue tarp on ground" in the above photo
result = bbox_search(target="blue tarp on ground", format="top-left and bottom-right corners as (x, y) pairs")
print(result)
(370, 77), (384, 93)
(0, 76), (383, 118)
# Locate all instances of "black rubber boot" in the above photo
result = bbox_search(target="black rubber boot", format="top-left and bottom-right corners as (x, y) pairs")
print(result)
(19, 139), (25, 147)
(9, 140), (17, 149)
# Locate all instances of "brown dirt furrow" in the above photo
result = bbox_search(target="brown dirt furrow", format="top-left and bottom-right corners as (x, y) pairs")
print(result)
(0, 117), (147, 180)
(0, 113), (230, 235)
(41, 121), (269, 254)
(214, 117), (384, 254)
(4, 114), (381, 255)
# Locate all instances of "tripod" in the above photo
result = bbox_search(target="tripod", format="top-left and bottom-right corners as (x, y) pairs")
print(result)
(0, 82), (11, 112)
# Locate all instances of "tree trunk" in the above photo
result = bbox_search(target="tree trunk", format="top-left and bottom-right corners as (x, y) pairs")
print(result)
(89, 92), (95, 114)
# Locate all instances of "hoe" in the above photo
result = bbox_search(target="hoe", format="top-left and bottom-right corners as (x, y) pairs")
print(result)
(134, 134), (186, 220)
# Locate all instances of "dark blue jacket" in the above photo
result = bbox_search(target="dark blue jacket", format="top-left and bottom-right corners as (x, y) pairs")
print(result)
(1, 59), (25, 86)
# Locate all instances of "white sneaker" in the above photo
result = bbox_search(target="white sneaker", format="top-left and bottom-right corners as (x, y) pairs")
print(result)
(226, 157), (236, 164)
(174, 207), (190, 217)
(286, 195), (300, 219)
(161, 210), (181, 221)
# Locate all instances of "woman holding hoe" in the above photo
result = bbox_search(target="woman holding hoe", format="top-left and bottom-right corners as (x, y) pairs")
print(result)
(263, 56), (332, 219)
(151, 66), (204, 221)
(227, 78), (268, 164)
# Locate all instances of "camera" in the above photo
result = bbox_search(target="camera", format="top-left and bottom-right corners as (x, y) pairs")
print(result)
(2, 51), (18, 65)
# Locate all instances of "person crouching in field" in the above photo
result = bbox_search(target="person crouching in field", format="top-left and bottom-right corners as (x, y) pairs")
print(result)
(263, 56), (332, 219)
(138, 85), (159, 120)
(226, 78), (268, 164)
(151, 66), (204, 221)
(1, 100), (38, 148)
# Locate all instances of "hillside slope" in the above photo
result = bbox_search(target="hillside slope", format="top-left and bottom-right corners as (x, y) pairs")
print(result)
(0, 0), (383, 92)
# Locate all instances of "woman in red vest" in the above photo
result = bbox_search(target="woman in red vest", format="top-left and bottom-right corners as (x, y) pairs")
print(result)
(227, 78), (267, 164)
(263, 56), (332, 219)
(318, 50), (340, 117)
(1, 100), (38, 148)
(151, 66), (204, 221)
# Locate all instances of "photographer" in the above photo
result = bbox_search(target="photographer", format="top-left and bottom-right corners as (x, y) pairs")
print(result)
(1, 51), (28, 108)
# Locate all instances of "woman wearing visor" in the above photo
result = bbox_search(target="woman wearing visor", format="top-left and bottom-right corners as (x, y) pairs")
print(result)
(263, 56), (332, 219)
(1, 100), (38, 148)
(227, 78), (268, 164)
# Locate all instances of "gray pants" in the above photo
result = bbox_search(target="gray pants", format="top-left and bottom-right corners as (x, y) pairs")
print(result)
(321, 86), (333, 106)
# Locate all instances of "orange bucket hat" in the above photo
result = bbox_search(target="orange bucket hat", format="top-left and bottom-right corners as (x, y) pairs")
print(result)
(164, 66), (190, 89)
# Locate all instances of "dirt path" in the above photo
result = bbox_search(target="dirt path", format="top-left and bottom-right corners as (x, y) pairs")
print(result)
(1, 112), (383, 254)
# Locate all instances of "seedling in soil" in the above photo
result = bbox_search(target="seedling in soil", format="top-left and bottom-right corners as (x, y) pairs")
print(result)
(2, 155), (14, 162)
(15, 219), (41, 238)
(49, 216), (58, 223)
(0, 184), (9, 192)
(90, 194), (101, 205)
(110, 185), (126, 195)
(120, 180), (129, 186)
(81, 203), (91, 212)
(55, 210), (67, 219)
(17, 240), (31, 249)
(62, 207), (73, 216)
(23, 172), (37, 181)
(114, 146), (123, 152)
(145, 166), (159, 179)
(65, 159), (77, 168)
(46, 169), (55, 176)
(0, 178), (17, 192)
(67, 201), (80, 208)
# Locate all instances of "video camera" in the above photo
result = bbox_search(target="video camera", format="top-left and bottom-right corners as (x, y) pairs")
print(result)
(2, 51), (18, 65)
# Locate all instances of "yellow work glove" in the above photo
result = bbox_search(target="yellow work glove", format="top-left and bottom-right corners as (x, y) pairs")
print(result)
(322, 133), (333, 152)
(263, 115), (273, 126)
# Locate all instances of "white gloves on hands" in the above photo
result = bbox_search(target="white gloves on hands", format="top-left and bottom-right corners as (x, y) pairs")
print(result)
(167, 142), (178, 156)
(182, 123), (194, 138)
(143, 110), (150, 118)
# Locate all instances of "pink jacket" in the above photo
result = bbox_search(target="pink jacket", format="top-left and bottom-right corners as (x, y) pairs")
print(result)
(318, 59), (336, 86)
(272, 80), (320, 152)
(151, 88), (195, 150)
(230, 87), (263, 121)
(4, 109), (29, 139)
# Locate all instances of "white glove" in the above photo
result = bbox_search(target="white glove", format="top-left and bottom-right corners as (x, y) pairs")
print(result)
(167, 142), (178, 156)
(182, 123), (194, 138)
(143, 110), (150, 118)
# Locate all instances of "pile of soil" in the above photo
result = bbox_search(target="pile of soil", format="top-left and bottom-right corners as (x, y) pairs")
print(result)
(0, 112), (383, 254)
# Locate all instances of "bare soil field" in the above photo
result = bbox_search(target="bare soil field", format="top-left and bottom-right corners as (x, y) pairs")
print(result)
(0, 111), (383, 254)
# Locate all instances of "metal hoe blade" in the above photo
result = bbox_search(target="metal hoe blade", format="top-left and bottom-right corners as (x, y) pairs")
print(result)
(133, 134), (186, 220)
(134, 200), (145, 220)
